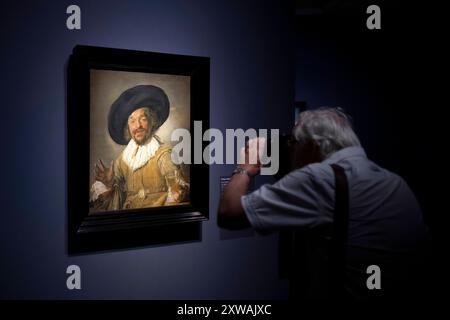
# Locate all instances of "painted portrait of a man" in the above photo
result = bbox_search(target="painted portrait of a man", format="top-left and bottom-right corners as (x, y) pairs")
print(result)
(89, 71), (190, 214)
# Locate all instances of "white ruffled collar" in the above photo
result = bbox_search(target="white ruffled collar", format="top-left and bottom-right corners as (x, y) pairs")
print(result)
(122, 137), (160, 171)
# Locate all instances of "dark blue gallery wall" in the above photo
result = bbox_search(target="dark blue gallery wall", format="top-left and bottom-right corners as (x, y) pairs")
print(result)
(0, 0), (293, 298)
(294, 9), (437, 229)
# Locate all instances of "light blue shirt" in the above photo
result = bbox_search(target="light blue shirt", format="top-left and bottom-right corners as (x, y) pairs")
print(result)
(242, 146), (428, 252)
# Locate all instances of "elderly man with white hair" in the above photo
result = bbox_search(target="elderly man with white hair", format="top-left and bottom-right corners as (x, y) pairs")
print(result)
(218, 107), (430, 299)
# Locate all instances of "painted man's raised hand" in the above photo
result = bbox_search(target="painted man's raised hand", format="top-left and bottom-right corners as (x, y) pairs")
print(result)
(94, 159), (114, 188)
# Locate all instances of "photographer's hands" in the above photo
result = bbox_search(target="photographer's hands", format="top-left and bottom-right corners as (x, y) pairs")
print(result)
(237, 137), (266, 176)
(217, 138), (266, 229)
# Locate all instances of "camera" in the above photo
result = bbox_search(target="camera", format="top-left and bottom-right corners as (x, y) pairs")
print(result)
(273, 133), (297, 181)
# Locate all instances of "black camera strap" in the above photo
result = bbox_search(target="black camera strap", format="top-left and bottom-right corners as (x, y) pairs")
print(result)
(329, 163), (350, 296)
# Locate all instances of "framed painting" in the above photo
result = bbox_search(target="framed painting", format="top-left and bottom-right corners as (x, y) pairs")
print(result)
(67, 45), (209, 253)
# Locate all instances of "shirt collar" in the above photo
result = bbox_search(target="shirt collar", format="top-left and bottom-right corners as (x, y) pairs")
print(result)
(122, 136), (160, 171)
(322, 146), (367, 164)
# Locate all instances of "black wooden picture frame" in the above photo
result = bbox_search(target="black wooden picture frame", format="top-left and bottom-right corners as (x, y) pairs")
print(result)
(67, 45), (210, 253)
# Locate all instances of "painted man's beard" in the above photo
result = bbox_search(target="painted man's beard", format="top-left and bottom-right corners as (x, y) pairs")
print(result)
(132, 127), (155, 145)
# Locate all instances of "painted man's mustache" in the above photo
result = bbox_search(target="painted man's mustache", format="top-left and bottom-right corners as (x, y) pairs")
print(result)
(133, 128), (147, 135)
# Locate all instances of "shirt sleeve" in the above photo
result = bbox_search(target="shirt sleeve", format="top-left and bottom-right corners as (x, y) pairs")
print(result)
(157, 148), (190, 203)
(90, 181), (109, 202)
(158, 150), (178, 176)
(241, 169), (329, 234)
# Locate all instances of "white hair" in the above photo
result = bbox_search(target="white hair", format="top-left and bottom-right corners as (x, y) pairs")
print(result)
(292, 107), (361, 159)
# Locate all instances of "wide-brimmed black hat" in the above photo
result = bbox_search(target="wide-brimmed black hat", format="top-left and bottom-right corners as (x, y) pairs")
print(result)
(108, 85), (170, 145)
